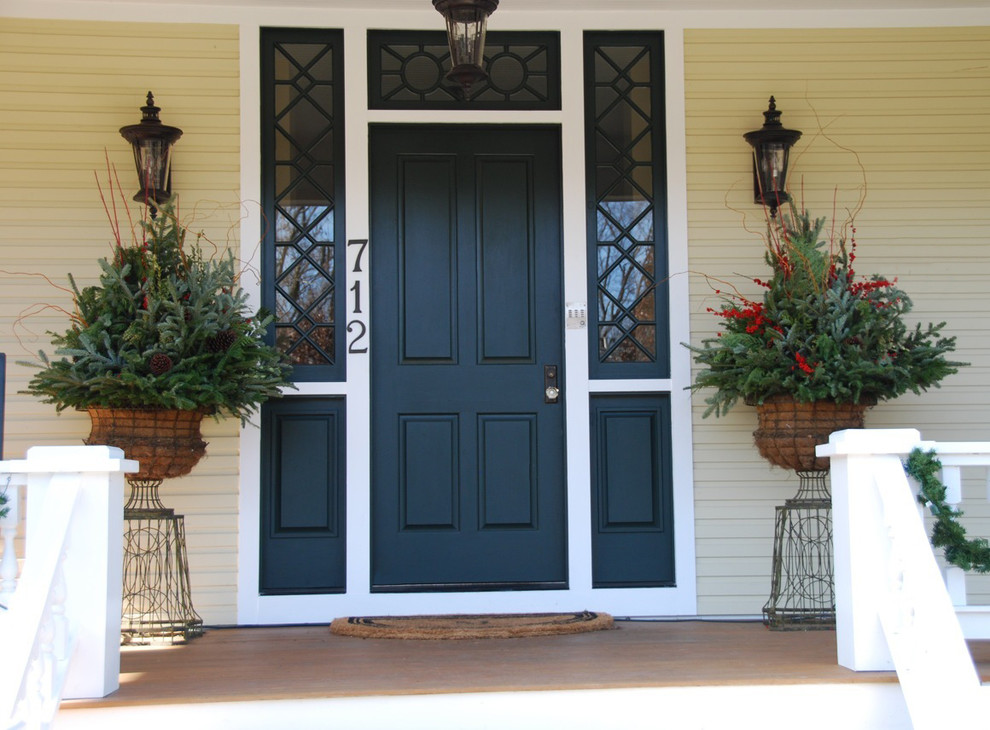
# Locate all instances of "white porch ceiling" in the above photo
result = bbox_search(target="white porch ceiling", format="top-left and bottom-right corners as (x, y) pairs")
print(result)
(42, 0), (990, 9)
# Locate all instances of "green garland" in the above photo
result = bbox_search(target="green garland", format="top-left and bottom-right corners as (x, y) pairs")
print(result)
(906, 448), (990, 573)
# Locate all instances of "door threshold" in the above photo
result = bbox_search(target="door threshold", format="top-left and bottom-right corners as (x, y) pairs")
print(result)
(371, 580), (568, 594)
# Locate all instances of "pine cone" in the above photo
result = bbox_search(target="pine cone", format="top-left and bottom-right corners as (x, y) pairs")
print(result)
(206, 329), (238, 353)
(149, 353), (174, 375)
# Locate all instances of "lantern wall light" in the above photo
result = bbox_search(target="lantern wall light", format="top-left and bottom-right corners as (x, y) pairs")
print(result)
(743, 96), (802, 217)
(119, 91), (182, 213)
(433, 0), (498, 93)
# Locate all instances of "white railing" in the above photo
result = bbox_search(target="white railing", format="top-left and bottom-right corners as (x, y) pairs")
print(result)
(821, 429), (990, 729)
(921, 443), (990, 639)
(0, 446), (136, 730)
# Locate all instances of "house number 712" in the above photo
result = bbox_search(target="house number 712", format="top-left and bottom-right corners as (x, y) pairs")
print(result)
(347, 239), (369, 354)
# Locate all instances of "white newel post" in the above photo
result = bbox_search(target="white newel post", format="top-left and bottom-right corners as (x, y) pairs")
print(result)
(818, 428), (925, 672)
(7, 445), (137, 699)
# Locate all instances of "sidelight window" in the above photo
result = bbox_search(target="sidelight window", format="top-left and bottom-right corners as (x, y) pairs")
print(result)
(584, 32), (669, 379)
(261, 29), (346, 381)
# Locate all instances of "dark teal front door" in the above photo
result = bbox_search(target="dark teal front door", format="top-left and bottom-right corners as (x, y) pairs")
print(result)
(370, 124), (566, 592)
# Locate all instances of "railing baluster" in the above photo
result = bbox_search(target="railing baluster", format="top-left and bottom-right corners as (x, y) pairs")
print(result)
(52, 546), (70, 665)
(942, 464), (963, 504)
(0, 476), (20, 606)
(940, 462), (966, 605)
(939, 463), (968, 606)
(39, 600), (57, 714)
(945, 566), (968, 606)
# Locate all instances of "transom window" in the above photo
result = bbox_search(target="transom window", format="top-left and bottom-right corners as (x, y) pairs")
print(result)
(368, 30), (561, 110)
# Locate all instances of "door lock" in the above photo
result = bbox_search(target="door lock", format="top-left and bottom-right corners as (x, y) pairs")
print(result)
(544, 365), (560, 404)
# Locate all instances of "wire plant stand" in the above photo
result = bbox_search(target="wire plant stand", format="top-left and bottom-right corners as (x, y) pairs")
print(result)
(763, 470), (836, 630)
(121, 479), (203, 644)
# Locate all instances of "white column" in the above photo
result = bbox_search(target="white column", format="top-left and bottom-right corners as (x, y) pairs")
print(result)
(17, 446), (136, 699)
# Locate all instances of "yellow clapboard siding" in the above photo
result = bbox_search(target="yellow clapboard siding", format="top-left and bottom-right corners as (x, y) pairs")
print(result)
(0, 18), (237, 39)
(697, 558), (774, 578)
(686, 25), (990, 616)
(0, 18), (240, 625)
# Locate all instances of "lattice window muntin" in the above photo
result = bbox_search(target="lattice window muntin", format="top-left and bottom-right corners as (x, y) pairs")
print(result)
(588, 37), (665, 369)
(369, 31), (560, 110)
(270, 40), (339, 367)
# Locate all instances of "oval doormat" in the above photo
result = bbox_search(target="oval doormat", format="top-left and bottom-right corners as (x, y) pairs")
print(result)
(329, 610), (615, 640)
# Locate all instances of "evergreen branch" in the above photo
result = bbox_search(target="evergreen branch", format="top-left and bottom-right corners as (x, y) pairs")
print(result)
(686, 204), (965, 416)
(22, 197), (294, 423)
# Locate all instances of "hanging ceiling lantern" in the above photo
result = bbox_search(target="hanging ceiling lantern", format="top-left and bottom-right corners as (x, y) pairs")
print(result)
(119, 91), (183, 209)
(743, 96), (802, 217)
(433, 0), (498, 93)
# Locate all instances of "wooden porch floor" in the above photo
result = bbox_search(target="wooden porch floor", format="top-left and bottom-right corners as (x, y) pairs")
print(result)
(62, 620), (990, 710)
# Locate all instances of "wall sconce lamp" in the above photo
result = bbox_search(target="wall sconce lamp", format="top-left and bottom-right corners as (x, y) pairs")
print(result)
(433, 0), (498, 93)
(744, 96), (802, 217)
(119, 91), (182, 213)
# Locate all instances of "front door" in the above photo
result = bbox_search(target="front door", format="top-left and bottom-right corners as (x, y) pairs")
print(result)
(370, 124), (566, 591)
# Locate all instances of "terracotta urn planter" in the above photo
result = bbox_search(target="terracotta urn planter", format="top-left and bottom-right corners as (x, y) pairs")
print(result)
(84, 407), (208, 482)
(752, 395), (872, 472)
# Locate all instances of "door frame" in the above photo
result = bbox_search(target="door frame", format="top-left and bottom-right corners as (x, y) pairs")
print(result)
(237, 19), (698, 624)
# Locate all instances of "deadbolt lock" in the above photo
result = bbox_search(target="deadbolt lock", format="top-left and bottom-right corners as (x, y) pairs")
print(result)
(544, 365), (560, 404)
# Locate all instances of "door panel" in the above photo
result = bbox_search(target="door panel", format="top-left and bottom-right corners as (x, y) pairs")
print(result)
(478, 157), (535, 361)
(260, 397), (347, 594)
(479, 414), (538, 527)
(370, 124), (565, 592)
(399, 157), (457, 362)
(400, 415), (458, 530)
(590, 394), (675, 588)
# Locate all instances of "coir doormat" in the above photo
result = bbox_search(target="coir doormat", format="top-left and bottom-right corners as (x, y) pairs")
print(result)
(329, 610), (615, 640)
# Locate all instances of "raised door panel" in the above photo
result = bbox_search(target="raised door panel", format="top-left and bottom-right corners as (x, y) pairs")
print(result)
(478, 157), (535, 363)
(590, 394), (675, 588)
(260, 397), (346, 594)
(399, 156), (457, 363)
